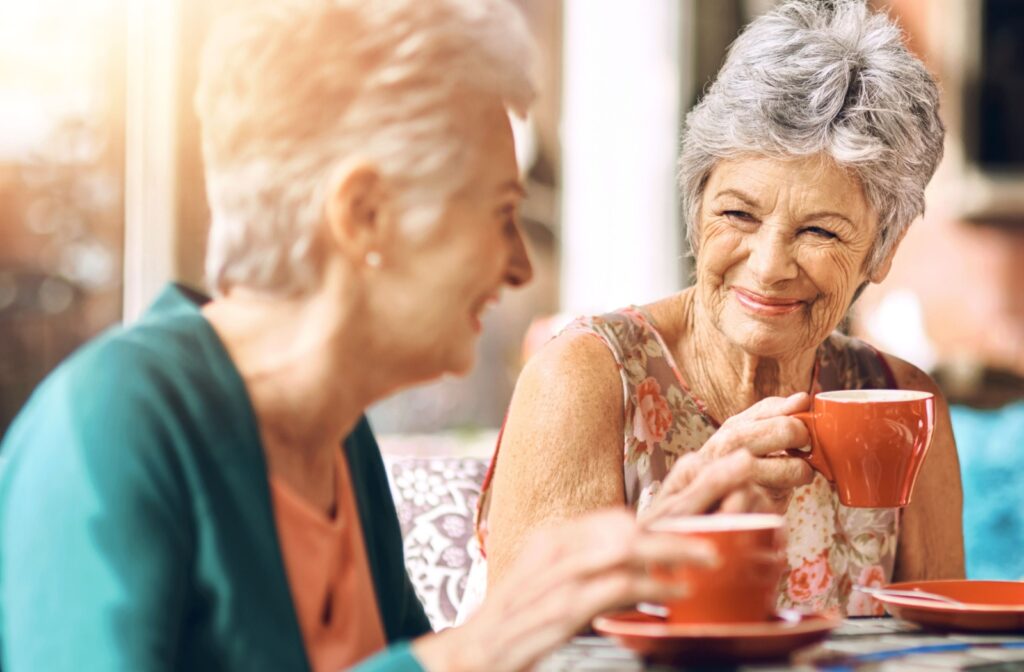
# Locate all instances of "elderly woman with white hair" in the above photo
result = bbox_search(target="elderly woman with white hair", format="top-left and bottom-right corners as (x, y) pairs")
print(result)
(0, 1), (773, 671)
(472, 0), (965, 618)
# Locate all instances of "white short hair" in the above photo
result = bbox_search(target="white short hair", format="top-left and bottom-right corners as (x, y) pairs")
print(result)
(678, 0), (944, 273)
(195, 0), (537, 296)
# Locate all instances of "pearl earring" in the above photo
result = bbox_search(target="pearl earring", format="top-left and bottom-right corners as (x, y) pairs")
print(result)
(364, 251), (382, 268)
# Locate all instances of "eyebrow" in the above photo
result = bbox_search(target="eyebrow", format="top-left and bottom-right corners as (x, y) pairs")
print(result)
(712, 188), (761, 207)
(802, 211), (854, 227)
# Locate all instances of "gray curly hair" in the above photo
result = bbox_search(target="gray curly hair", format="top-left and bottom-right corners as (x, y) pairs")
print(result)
(195, 0), (537, 297)
(678, 0), (944, 274)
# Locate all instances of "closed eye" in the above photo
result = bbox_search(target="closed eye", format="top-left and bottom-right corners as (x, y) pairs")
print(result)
(723, 210), (756, 222)
(802, 226), (839, 240)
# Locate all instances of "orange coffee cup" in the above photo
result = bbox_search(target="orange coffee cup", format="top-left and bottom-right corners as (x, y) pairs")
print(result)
(792, 389), (935, 508)
(649, 513), (785, 624)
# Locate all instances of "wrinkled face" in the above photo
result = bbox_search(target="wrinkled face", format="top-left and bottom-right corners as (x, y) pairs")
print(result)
(694, 155), (878, 358)
(380, 99), (533, 379)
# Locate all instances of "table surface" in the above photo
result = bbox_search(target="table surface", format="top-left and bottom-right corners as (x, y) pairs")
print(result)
(538, 618), (1024, 671)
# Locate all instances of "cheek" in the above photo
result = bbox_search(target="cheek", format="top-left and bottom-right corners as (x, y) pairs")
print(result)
(696, 226), (743, 280)
(805, 250), (866, 327)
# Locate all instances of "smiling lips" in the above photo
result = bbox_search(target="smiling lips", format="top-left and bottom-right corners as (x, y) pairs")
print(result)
(732, 287), (805, 316)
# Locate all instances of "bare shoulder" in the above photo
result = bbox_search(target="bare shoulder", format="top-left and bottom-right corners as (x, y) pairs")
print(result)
(878, 350), (959, 474)
(491, 329), (626, 510)
(879, 352), (944, 398)
(514, 329), (622, 413)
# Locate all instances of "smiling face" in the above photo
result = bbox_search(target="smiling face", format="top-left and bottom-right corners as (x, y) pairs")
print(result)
(694, 155), (880, 358)
(371, 98), (533, 380)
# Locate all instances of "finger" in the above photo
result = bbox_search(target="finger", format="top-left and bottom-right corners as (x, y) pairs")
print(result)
(568, 572), (688, 627)
(537, 518), (720, 588)
(542, 529), (719, 584)
(717, 485), (776, 514)
(752, 456), (814, 491)
(502, 510), (712, 609)
(748, 484), (779, 514)
(659, 450), (756, 517)
(728, 392), (811, 424)
(639, 452), (710, 526)
(717, 488), (753, 514)
(723, 416), (810, 457)
(659, 450), (708, 494)
(632, 531), (719, 568)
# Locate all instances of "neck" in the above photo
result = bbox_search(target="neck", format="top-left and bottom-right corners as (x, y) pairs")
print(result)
(201, 286), (402, 473)
(677, 289), (818, 422)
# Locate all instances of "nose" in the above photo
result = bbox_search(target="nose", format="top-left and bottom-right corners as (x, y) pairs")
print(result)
(505, 223), (534, 287)
(747, 225), (798, 286)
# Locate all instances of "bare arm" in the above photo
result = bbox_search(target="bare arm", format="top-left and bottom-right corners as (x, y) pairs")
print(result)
(886, 354), (966, 580)
(485, 332), (626, 585)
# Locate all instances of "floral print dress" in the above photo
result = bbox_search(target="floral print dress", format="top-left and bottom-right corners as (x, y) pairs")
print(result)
(462, 307), (900, 620)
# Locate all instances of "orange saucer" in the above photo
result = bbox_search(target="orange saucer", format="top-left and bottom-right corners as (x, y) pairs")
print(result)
(873, 580), (1024, 632)
(591, 610), (839, 664)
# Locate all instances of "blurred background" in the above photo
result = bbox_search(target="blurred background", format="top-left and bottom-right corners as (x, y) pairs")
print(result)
(1, 0), (1021, 577)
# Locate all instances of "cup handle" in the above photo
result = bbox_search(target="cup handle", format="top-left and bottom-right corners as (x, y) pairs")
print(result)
(788, 411), (834, 482)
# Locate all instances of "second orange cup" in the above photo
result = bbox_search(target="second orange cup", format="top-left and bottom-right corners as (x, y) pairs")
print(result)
(649, 513), (785, 624)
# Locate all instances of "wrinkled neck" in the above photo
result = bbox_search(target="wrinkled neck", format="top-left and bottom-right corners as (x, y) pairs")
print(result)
(679, 289), (818, 422)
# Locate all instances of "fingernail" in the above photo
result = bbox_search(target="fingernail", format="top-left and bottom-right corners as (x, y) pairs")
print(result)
(796, 444), (812, 453)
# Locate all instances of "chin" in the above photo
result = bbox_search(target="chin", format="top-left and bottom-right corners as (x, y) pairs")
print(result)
(719, 306), (817, 357)
(438, 337), (478, 379)
(397, 348), (473, 389)
(444, 354), (475, 378)
(723, 322), (805, 358)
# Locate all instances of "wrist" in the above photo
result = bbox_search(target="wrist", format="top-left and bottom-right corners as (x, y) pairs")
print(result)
(411, 625), (486, 672)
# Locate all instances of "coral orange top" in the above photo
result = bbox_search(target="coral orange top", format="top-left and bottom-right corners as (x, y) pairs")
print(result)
(270, 450), (387, 672)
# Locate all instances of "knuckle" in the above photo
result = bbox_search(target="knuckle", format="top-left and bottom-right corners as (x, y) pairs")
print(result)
(730, 449), (756, 471)
(718, 429), (743, 452)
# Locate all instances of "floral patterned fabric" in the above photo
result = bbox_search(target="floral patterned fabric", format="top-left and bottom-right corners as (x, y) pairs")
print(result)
(384, 456), (487, 630)
(465, 306), (900, 619)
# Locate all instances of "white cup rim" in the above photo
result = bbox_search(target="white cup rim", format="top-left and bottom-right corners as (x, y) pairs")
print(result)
(815, 389), (933, 403)
(649, 513), (785, 533)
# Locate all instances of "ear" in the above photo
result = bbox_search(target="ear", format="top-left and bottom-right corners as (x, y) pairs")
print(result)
(867, 225), (909, 284)
(322, 162), (388, 263)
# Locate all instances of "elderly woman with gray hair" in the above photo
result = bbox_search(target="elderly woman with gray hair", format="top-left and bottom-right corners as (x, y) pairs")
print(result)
(0, 1), (773, 671)
(472, 0), (964, 618)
